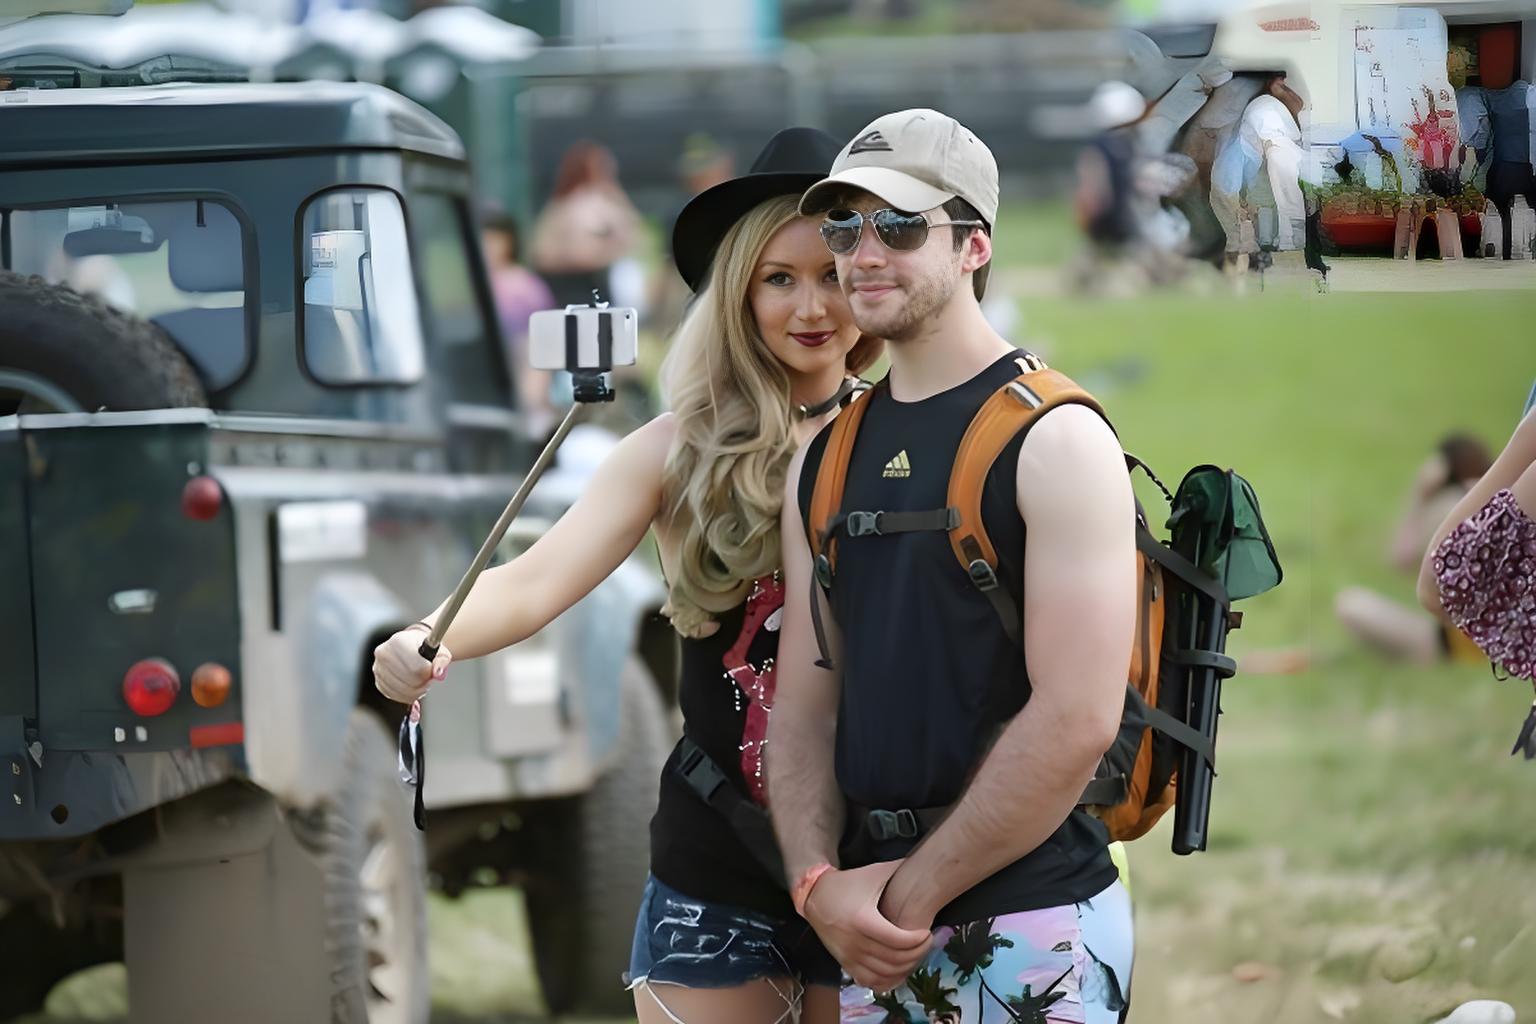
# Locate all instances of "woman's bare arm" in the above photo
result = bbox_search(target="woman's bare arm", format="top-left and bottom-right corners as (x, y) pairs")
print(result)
(1418, 411), (1536, 618)
(424, 413), (675, 658)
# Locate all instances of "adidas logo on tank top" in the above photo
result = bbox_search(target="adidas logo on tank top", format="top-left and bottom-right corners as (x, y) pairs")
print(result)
(882, 450), (912, 478)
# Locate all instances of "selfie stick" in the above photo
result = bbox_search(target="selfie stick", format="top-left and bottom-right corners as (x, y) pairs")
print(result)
(417, 300), (619, 664)
(417, 403), (583, 662)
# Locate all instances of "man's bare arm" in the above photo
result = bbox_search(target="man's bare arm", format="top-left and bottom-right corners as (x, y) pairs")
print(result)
(879, 405), (1135, 927)
(767, 441), (847, 885)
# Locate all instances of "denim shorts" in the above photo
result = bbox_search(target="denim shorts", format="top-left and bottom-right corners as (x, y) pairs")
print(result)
(626, 875), (842, 990)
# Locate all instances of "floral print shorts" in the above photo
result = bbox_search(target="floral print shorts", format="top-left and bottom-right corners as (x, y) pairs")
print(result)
(840, 880), (1133, 1024)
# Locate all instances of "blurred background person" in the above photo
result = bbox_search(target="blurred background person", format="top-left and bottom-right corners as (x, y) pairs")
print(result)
(481, 208), (558, 438)
(1336, 434), (1494, 665)
(1210, 74), (1310, 269)
(529, 140), (643, 310)
(530, 140), (653, 432)
(650, 133), (738, 342)
(1420, 408), (1536, 749)
(1068, 80), (1197, 293)
(1450, 45), (1491, 191)
(1483, 77), (1535, 259)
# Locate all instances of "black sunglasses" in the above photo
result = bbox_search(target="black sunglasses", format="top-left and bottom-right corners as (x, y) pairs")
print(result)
(397, 702), (426, 830)
(820, 207), (984, 256)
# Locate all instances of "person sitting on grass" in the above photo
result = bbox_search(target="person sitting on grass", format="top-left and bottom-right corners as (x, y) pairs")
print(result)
(1418, 399), (1536, 751)
(1336, 433), (1492, 664)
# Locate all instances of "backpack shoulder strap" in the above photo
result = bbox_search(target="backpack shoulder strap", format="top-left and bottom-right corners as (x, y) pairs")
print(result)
(807, 386), (875, 569)
(947, 360), (1107, 641)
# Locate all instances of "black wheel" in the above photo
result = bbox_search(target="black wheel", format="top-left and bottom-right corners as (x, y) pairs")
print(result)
(0, 271), (205, 414)
(0, 898), (120, 1022)
(526, 658), (673, 1015)
(311, 709), (430, 1024)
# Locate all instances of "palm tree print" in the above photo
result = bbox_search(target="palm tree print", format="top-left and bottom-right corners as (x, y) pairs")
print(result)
(943, 920), (1015, 1022)
(872, 989), (913, 1024)
(1002, 965), (1074, 1024)
(906, 966), (961, 1023)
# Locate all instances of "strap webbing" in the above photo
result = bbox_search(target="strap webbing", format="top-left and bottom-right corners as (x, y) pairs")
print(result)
(1080, 775), (1129, 806)
(1127, 686), (1215, 767)
(810, 572), (836, 671)
(675, 736), (786, 884)
(1165, 648), (1237, 678)
(827, 507), (959, 539)
(807, 387), (875, 567)
(812, 507), (961, 670)
(1135, 527), (1230, 608)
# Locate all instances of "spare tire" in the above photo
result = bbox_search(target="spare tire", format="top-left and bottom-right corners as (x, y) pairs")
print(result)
(0, 271), (206, 413)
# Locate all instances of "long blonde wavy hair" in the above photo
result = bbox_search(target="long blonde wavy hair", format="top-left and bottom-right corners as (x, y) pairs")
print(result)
(658, 194), (880, 637)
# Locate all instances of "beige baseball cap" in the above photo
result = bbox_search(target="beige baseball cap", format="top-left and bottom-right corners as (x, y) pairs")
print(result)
(800, 108), (999, 298)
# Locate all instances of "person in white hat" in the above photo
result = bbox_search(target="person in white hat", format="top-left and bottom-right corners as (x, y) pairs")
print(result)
(767, 109), (1136, 1021)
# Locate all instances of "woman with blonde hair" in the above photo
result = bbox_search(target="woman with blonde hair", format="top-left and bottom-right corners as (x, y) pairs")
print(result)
(374, 127), (879, 1023)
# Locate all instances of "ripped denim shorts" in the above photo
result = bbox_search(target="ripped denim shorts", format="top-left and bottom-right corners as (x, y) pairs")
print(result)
(626, 874), (841, 991)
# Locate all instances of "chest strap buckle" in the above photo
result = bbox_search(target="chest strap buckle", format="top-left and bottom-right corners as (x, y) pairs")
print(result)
(846, 510), (884, 537)
(867, 807), (921, 841)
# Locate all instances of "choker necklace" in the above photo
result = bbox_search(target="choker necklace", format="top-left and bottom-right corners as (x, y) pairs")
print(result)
(796, 377), (863, 420)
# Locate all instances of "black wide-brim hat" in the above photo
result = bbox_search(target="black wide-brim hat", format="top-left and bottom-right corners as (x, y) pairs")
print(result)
(672, 126), (844, 292)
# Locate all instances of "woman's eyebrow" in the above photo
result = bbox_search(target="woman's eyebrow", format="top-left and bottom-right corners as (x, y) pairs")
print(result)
(758, 260), (795, 270)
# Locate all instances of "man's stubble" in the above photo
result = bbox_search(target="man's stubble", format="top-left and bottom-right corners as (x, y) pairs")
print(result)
(850, 252), (962, 344)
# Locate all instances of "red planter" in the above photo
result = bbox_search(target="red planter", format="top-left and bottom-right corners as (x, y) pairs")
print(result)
(1321, 209), (1485, 254)
(1323, 210), (1395, 250)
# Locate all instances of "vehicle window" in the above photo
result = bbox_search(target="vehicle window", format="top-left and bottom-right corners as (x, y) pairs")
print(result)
(299, 189), (425, 386)
(4, 200), (250, 389)
(410, 193), (510, 407)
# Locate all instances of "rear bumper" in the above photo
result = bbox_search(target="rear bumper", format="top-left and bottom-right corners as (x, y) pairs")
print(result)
(0, 716), (243, 841)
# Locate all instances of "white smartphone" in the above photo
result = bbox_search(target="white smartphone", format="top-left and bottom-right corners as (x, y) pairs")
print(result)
(527, 306), (639, 371)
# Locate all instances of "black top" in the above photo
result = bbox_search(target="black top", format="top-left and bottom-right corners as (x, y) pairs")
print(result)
(796, 351), (1117, 925)
(649, 574), (795, 918)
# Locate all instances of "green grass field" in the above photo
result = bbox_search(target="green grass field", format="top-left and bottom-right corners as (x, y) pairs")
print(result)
(1026, 288), (1536, 1023)
(31, 253), (1536, 1023)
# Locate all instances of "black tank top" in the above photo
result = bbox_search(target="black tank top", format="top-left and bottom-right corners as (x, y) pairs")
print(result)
(649, 574), (795, 917)
(796, 352), (1117, 924)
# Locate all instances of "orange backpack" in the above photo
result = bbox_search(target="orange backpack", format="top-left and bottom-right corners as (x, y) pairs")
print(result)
(805, 354), (1228, 845)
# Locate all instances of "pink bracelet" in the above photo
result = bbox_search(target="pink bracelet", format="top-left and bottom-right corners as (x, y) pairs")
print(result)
(791, 862), (834, 918)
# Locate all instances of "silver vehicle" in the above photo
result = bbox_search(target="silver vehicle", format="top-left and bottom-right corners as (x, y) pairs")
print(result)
(0, 79), (674, 1023)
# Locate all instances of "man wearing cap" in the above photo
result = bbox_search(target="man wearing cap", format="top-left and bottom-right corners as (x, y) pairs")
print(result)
(767, 109), (1136, 1022)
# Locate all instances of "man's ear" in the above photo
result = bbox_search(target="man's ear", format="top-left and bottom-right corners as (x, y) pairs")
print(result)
(960, 229), (993, 277)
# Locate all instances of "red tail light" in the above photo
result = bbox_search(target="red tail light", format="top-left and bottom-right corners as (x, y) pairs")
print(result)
(123, 658), (180, 717)
(181, 476), (223, 521)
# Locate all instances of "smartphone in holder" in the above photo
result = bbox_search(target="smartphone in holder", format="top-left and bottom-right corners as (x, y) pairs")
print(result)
(528, 305), (638, 402)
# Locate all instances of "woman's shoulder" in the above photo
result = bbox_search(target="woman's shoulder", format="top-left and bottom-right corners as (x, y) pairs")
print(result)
(610, 413), (679, 486)
(632, 411), (678, 452)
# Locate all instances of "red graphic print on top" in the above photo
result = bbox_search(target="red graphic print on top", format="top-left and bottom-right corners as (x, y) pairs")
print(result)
(724, 572), (784, 806)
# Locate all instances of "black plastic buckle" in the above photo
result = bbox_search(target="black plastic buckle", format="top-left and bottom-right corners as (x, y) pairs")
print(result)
(677, 742), (727, 801)
(968, 558), (1000, 592)
(867, 808), (920, 842)
(846, 511), (883, 537)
